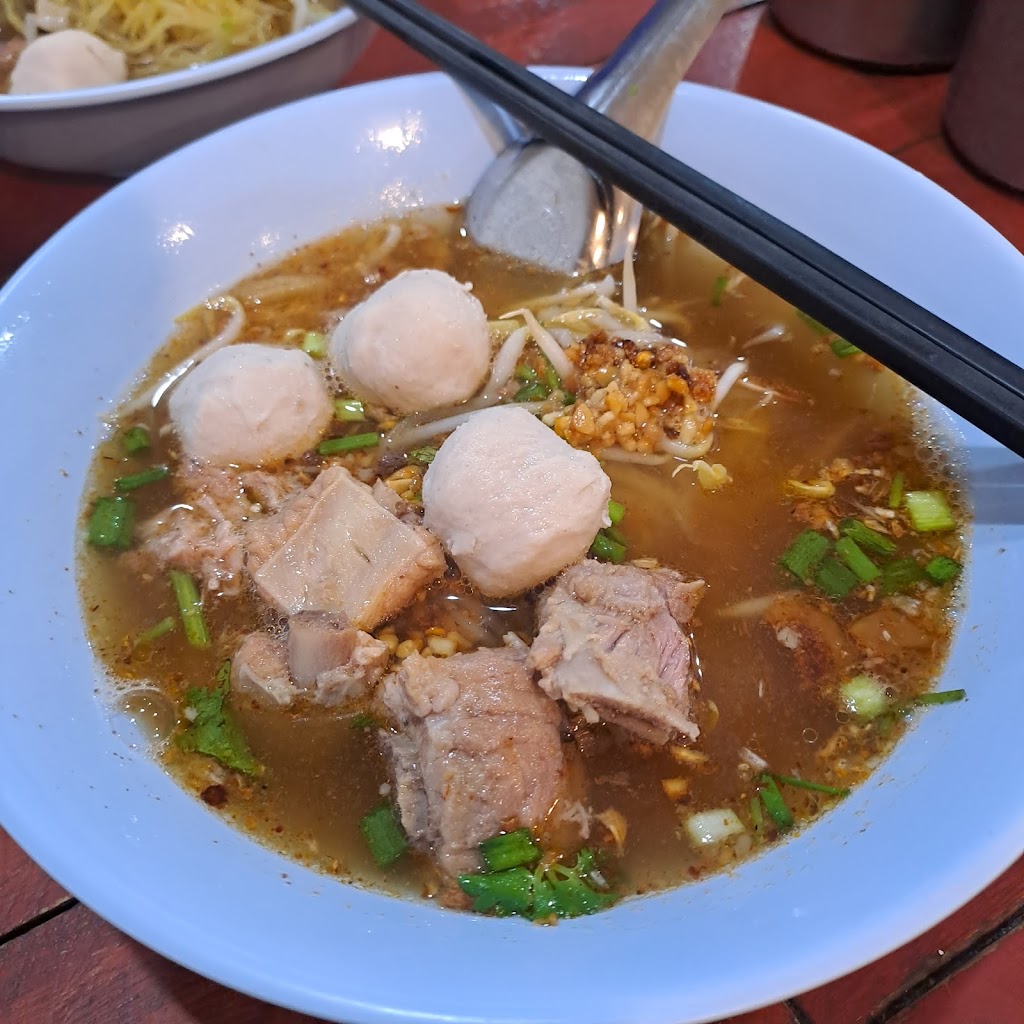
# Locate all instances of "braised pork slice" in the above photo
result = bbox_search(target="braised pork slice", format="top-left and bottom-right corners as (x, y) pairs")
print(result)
(530, 562), (704, 745)
(245, 466), (445, 630)
(379, 647), (567, 876)
(287, 611), (390, 704)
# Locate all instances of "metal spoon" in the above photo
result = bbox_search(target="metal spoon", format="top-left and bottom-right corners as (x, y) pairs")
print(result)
(464, 0), (733, 274)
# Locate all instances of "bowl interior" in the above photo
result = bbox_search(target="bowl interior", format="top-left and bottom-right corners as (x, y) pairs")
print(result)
(0, 71), (1022, 1024)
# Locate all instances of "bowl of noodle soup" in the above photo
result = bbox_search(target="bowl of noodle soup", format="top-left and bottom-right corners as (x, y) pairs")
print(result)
(0, 0), (373, 174)
(0, 68), (1023, 1024)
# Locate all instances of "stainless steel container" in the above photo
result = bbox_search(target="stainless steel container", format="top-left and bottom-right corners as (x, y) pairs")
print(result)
(769, 0), (975, 70)
(944, 0), (1024, 192)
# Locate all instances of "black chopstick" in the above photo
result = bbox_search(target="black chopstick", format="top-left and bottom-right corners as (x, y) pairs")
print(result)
(346, 0), (1024, 459)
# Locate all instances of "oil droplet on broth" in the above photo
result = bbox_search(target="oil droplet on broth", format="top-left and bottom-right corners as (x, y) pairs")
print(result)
(121, 688), (178, 744)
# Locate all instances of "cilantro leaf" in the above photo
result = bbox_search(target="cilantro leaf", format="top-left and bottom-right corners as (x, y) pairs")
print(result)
(457, 847), (616, 921)
(177, 661), (260, 775)
(458, 866), (534, 915)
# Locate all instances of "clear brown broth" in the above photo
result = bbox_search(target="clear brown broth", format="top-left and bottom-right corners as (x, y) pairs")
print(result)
(79, 208), (962, 903)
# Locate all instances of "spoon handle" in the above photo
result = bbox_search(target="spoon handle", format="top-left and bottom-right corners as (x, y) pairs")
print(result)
(577, 0), (733, 143)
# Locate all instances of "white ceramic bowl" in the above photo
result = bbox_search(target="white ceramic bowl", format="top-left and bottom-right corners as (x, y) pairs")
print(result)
(0, 9), (374, 175)
(1, 70), (1022, 1024)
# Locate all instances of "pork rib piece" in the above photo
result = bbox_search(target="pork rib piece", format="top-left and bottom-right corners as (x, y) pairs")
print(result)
(379, 647), (567, 876)
(530, 561), (704, 745)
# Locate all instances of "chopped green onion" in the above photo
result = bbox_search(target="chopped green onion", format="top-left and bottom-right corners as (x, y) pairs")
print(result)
(710, 275), (728, 306)
(349, 712), (381, 730)
(603, 525), (627, 547)
(122, 425), (151, 455)
(458, 867), (534, 915)
(840, 675), (889, 720)
(408, 445), (438, 466)
(839, 518), (897, 556)
(796, 311), (830, 335)
(540, 354), (562, 392)
(514, 381), (549, 402)
(779, 529), (830, 581)
(301, 331), (326, 358)
(834, 536), (880, 583)
(910, 688), (966, 707)
(591, 530), (626, 564)
(889, 472), (905, 509)
(360, 803), (407, 867)
(925, 555), (962, 585)
(318, 432), (380, 455)
(607, 499), (626, 525)
(814, 556), (858, 600)
(881, 557), (927, 595)
(562, 391), (577, 405)
(757, 774), (794, 832)
(169, 570), (210, 649)
(479, 828), (541, 872)
(88, 496), (135, 550)
(771, 773), (850, 798)
(514, 364), (539, 383)
(134, 616), (176, 647)
(334, 397), (365, 422)
(749, 794), (764, 843)
(905, 490), (956, 532)
(114, 464), (170, 492)
(830, 338), (861, 358)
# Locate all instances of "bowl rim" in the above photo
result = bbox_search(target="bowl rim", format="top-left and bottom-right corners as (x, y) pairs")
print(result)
(0, 7), (360, 111)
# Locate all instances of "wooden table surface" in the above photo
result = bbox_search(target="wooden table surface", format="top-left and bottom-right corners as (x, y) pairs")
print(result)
(2, 4), (1022, 1023)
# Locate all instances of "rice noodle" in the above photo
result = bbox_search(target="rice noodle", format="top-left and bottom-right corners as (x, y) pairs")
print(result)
(659, 434), (715, 460)
(598, 447), (670, 466)
(615, 329), (672, 347)
(712, 360), (747, 412)
(243, 274), (327, 302)
(596, 294), (652, 331)
(360, 222), (402, 272)
(291, 0), (309, 31)
(117, 295), (245, 417)
(499, 307), (574, 381)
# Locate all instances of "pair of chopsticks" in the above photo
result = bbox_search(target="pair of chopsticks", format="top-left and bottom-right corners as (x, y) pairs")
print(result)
(346, 0), (1024, 459)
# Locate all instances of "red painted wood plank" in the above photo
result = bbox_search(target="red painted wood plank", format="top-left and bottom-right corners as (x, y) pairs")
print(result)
(0, 162), (108, 286)
(893, 922), (1024, 1024)
(0, 828), (68, 936)
(725, 1005), (797, 1024)
(0, 905), (320, 1023)
(795, 856), (1024, 1024)
(735, 13), (948, 155)
(0, 901), (797, 1024)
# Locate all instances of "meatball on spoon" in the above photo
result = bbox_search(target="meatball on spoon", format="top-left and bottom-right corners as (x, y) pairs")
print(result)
(465, 0), (729, 274)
